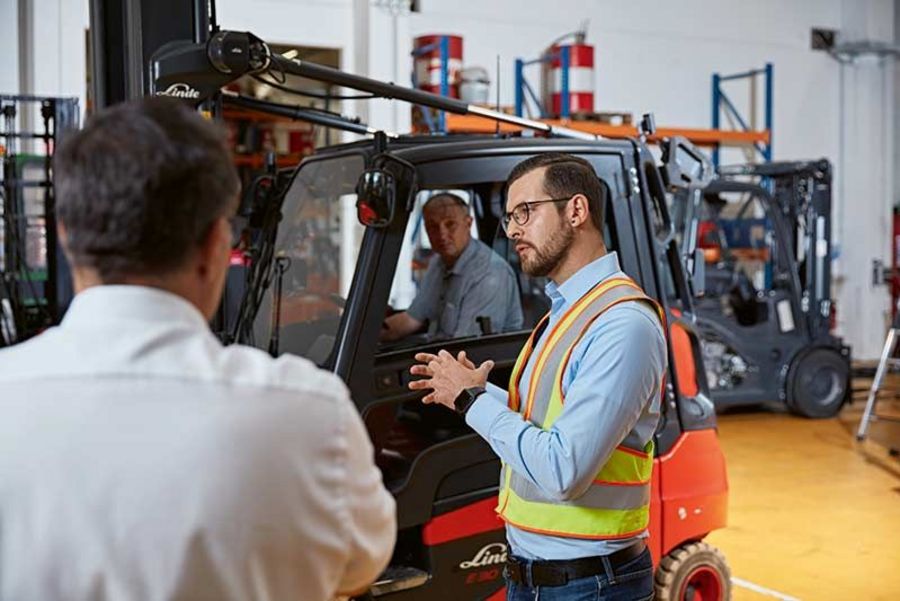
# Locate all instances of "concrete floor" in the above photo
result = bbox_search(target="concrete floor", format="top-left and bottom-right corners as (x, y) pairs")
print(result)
(704, 389), (900, 601)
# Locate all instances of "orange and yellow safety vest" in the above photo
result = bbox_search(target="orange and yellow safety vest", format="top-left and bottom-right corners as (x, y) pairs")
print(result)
(496, 276), (665, 539)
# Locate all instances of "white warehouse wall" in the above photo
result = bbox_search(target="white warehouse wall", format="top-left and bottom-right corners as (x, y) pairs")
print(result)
(0, 1), (18, 96)
(832, 0), (895, 361)
(3, 0), (89, 131)
(30, 0), (89, 107)
(9, 0), (897, 358)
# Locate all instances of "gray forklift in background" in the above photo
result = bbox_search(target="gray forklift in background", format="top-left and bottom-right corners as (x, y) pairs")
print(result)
(665, 143), (850, 418)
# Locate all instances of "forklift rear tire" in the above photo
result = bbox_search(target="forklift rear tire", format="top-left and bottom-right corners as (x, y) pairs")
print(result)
(786, 347), (849, 418)
(655, 541), (731, 601)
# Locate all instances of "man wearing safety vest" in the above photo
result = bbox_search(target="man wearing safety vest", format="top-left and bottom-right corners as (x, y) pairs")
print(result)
(409, 153), (667, 600)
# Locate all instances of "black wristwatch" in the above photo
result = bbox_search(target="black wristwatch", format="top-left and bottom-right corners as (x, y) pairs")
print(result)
(454, 386), (486, 416)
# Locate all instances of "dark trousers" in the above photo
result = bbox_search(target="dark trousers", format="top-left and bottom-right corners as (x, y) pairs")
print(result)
(505, 547), (655, 601)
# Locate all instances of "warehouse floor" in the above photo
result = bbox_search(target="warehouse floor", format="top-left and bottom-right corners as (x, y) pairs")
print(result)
(705, 383), (900, 601)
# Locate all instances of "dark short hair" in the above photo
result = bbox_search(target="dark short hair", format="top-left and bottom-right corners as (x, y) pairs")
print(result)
(55, 97), (239, 282)
(506, 153), (605, 232)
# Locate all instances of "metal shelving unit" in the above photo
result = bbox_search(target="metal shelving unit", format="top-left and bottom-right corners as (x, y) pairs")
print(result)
(0, 94), (80, 346)
(711, 63), (773, 167)
(442, 114), (770, 149)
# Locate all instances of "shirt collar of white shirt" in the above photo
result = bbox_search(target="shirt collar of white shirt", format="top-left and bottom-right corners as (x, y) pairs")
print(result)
(61, 285), (209, 330)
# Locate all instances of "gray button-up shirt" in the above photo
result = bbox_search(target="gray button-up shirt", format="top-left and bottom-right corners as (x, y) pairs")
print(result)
(407, 238), (523, 338)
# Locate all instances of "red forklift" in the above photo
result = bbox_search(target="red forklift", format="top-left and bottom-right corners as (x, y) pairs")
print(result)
(150, 30), (732, 600)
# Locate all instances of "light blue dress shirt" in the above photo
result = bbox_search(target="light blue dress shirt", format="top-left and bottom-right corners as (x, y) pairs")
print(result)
(465, 251), (667, 560)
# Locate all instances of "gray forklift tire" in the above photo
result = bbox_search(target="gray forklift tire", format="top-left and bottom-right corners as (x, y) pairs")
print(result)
(786, 347), (849, 418)
(655, 541), (732, 601)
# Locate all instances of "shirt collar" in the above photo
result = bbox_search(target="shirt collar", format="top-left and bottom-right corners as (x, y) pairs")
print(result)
(61, 285), (210, 330)
(544, 251), (622, 310)
(444, 238), (480, 276)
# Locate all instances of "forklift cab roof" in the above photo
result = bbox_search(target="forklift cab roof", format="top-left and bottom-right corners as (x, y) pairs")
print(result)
(318, 134), (642, 163)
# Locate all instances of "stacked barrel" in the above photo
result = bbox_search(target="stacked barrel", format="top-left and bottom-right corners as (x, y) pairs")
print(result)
(548, 42), (595, 117)
(413, 35), (464, 98)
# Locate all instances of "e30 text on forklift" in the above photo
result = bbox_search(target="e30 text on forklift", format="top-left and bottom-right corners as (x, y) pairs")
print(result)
(145, 25), (732, 600)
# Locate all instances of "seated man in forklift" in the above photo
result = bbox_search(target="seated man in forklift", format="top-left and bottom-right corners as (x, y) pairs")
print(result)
(0, 98), (395, 601)
(380, 192), (523, 342)
(409, 154), (666, 600)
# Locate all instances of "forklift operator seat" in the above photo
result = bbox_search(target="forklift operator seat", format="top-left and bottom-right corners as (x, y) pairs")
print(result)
(728, 269), (767, 327)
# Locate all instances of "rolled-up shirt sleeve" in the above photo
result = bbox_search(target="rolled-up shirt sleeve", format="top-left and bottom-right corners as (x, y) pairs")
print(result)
(465, 304), (666, 501)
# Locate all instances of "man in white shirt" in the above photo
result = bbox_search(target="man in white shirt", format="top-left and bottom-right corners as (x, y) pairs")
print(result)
(0, 97), (396, 601)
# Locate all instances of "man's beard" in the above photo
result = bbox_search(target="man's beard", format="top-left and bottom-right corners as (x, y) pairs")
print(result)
(520, 221), (574, 277)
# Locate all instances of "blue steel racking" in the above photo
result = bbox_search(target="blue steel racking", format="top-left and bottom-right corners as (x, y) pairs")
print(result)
(514, 46), (573, 119)
(411, 36), (451, 133)
(711, 63), (773, 167)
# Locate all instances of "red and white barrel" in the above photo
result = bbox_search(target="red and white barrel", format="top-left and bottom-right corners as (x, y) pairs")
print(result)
(413, 34), (463, 98)
(549, 43), (595, 116)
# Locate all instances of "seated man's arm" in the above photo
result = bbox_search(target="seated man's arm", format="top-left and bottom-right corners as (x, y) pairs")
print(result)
(380, 260), (439, 342)
(336, 401), (397, 596)
(380, 311), (424, 342)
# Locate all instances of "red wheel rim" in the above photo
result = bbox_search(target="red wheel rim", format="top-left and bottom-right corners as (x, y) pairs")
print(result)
(678, 566), (723, 601)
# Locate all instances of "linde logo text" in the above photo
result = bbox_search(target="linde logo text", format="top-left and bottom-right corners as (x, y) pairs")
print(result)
(458, 543), (508, 570)
(159, 83), (201, 99)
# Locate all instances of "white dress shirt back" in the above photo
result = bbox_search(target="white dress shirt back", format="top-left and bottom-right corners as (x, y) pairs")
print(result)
(0, 286), (396, 601)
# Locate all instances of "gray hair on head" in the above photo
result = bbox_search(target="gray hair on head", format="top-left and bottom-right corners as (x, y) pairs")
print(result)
(423, 192), (469, 213)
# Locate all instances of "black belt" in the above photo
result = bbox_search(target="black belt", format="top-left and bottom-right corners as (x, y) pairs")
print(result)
(504, 541), (647, 587)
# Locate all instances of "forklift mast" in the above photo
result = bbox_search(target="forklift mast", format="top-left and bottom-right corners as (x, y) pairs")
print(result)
(769, 160), (834, 338)
(719, 159), (835, 340)
(89, 0), (211, 109)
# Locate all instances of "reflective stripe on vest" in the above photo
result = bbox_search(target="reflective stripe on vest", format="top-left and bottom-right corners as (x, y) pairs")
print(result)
(496, 276), (665, 539)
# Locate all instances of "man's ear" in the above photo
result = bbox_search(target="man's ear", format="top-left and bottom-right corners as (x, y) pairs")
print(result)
(197, 217), (231, 276)
(57, 222), (74, 263)
(569, 194), (591, 228)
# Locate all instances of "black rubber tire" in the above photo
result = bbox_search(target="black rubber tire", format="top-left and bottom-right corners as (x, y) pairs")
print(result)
(786, 347), (850, 418)
(655, 541), (732, 601)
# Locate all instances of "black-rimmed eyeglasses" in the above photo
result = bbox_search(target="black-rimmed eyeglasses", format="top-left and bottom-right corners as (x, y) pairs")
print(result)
(501, 197), (572, 234)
